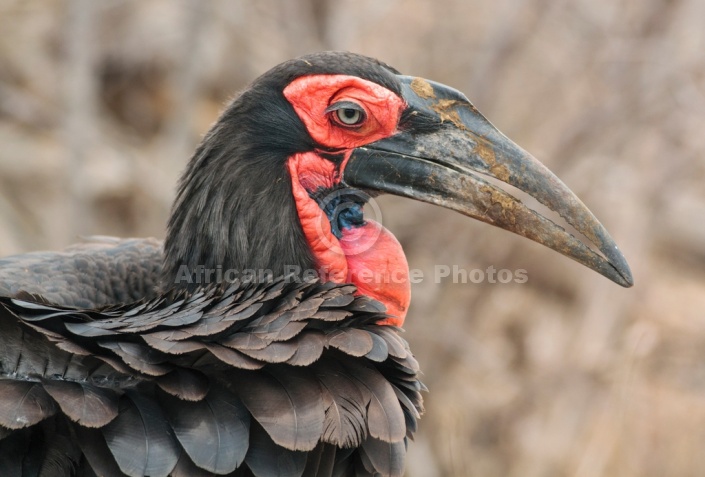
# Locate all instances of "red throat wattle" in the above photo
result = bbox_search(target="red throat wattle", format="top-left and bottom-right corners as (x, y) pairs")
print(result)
(284, 75), (410, 326)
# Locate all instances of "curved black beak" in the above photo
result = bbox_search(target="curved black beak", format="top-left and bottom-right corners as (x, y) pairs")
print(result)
(343, 75), (633, 287)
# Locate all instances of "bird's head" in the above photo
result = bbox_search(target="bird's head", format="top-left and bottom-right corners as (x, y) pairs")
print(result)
(163, 52), (633, 326)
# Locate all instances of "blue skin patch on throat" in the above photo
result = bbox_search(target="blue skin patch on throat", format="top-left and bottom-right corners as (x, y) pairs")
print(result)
(312, 188), (366, 239)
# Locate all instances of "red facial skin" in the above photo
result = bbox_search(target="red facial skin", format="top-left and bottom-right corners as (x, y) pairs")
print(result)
(284, 75), (410, 326)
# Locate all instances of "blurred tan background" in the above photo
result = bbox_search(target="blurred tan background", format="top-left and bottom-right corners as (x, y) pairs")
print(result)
(1, 0), (704, 476)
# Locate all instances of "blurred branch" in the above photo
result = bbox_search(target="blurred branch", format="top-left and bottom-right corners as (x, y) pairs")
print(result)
(469, 0), (550, 104)
(162, 0), (211, 165)
(64, 0), (99, 240)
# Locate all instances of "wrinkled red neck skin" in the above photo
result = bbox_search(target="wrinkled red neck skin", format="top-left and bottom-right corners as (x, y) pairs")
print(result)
(284, 75), (409, 326)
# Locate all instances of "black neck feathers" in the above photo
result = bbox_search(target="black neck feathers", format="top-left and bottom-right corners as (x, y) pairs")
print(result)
(161, 82), (315, 291)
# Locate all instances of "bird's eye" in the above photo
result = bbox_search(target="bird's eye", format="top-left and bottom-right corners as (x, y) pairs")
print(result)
(337, 108), (362, 125)
(326, 101), (366, 127)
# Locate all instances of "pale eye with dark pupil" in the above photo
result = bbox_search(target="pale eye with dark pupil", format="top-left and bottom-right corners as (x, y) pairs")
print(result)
(325, 101), (366, 127)
(337, 108), (362, 125)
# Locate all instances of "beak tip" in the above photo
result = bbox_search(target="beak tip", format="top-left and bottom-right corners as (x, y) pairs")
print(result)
(617, 267), (634, 288)
(615, 271), (634, 288)
(607, 248), (634, 288)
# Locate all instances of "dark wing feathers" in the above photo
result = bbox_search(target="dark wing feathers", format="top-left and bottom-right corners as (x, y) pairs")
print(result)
(346, 296), (387, 314)
(320, 293), (355, 308)
(311, 310), (353, 322)
(344, 364), (407, 443)
(244, 421), (308, 477)
(368, 327), (407, 359)
(74, 425), (130, 477)
(250, 315), (308, 342)
(327, 328), (374, 357)
(160, 385), (249, 474)
(284, 331), (326, 367)
(277, 297), (325, 322)
(205, 343), (266, 370)
(98, 341), (173, 376)
(331, 447), (357, 477)
(363, 331), (389, 362)
(232, 366), (324, 452)
(0, 427), (43, 477)
(314, 361), (368, 448)
(142, 334), (206, 355)
(36, 424), (83, 477)
(221, 331), (270, 350)
(102, 391), (180, 477)
(360, 438), (406, 477)
(237, 340), (299, 363)
(42, 380), (120, 427)
(0, 381), (57, 430)
(0, 241), (424, 476)
(155, 368), (210, 401)
(170, 452), (223, 477)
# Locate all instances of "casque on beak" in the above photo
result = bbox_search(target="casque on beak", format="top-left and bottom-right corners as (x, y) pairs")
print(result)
(342, 75), (633, 287)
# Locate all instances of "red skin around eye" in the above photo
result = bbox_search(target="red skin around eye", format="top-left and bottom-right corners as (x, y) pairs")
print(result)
(284, 75), (409, 326)
(283, 75), (405, 149)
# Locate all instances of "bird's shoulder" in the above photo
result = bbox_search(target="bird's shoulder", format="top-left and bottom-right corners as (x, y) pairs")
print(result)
(0, 236), (163, 307)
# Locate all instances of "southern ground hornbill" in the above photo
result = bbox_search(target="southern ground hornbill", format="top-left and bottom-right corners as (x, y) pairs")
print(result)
(0, 52), (632, 476)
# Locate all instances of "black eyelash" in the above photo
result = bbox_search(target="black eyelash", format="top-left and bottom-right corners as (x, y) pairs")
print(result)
(324, 101), (365, 115)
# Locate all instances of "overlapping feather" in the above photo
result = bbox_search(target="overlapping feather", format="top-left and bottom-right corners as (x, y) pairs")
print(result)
(0, 276), (424, 476)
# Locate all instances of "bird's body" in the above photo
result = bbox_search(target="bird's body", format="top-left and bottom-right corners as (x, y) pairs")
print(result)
(0, 238), (422, 477)
(0, 52), (632, 476)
